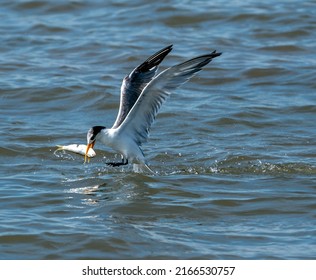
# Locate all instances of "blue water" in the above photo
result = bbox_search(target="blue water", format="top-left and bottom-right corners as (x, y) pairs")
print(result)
(1, 0), (316, 259)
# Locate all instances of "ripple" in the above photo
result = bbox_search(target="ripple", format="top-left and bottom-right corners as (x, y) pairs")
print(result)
(10, 0), (88, 14)
(243, 67), (292, 79)
(1, 0), (316, 260)
(213, 157), (316, 176)
(29, 23), (71, 34)
(147, 155), (316, 177)
(258, 45), (306, 52)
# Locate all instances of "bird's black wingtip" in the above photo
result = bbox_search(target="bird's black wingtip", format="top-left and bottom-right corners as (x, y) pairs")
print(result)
(160, 44), (173, 55)
(211, 50), (222, 57)
(166, 44), (173, 50)
(139, 45), (173, 72)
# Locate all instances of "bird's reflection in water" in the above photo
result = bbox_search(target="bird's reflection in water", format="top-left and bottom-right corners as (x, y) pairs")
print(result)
(64, 178), (109, 206)
(64, 173), (151, 208)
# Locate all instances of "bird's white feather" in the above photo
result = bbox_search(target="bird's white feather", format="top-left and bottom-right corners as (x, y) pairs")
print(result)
(117, 53), (220, 146)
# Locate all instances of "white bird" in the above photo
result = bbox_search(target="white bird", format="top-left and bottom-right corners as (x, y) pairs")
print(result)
(85, 45), (221, 171)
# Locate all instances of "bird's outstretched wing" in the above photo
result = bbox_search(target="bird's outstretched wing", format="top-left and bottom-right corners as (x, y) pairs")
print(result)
(112, 45), (173, 129)
(117, 50), (222, 145)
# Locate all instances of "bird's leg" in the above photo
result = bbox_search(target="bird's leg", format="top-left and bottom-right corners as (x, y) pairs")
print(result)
(106, 158), (128, 167)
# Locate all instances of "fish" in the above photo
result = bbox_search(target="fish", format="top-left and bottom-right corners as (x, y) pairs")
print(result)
(56, 144), (96, 158)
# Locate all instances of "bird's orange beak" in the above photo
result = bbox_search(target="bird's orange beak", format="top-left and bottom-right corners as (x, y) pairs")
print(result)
(84, 142), (95, 163)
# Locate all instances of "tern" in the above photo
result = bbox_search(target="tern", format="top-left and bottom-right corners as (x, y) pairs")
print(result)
(85, 45), (221, 171)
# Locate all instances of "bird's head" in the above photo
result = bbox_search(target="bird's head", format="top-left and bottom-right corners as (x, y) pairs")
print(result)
(85, 126), (106, 162)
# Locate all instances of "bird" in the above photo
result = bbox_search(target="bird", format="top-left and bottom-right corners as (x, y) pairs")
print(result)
(85, 45), (221, 172)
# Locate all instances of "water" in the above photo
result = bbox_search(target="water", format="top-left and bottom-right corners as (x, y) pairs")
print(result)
(1, 0), (316, 259)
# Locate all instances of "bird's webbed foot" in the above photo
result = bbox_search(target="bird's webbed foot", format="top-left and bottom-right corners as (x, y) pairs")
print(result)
(106, 158), (128, 167)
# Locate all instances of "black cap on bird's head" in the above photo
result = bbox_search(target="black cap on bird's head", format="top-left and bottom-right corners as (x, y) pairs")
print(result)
(85, 126), (105, 162)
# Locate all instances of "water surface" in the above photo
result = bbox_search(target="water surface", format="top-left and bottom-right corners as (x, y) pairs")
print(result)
(1, 0), (316, 259)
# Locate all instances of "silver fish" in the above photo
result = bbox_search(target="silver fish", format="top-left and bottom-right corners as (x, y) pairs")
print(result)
(56, 144), (96, 158)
